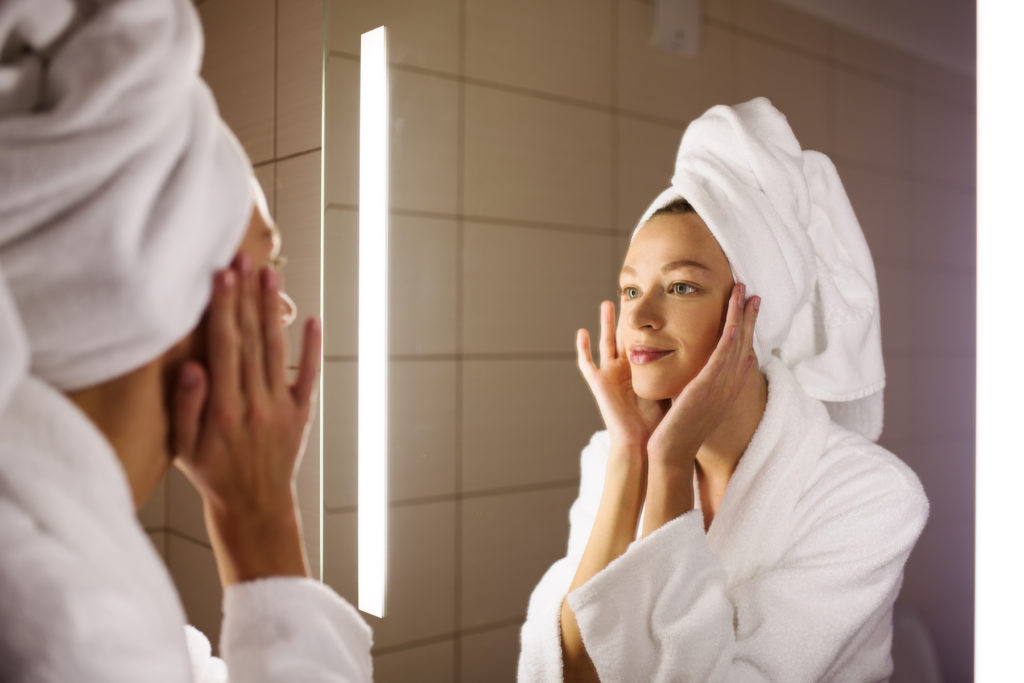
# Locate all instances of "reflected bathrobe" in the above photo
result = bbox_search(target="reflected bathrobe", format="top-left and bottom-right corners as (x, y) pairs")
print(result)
(517, 359), (928, 682)
(0, 377), (372, 683)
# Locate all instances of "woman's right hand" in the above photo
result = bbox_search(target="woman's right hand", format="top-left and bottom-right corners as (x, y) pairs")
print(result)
(576, 300), (667, 450)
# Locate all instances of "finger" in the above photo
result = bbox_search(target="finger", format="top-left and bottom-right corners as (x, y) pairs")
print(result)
(576, 328), (598, 378)
(173, 361), (208, 459)
(742, 295), (760, 356)
(207, 269), (241, 410)
(292, 317), (323, 409)
(599, 300), (617, 366)
(261, 268), (287, 393)
(237, 253), (268, 400)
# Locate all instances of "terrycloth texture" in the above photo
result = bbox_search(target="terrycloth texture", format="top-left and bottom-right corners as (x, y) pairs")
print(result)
(0, 0), (254, 413)
(634, 98), (885, 440)
(517, 359), (928, 682)
(0, 377), (374, 682)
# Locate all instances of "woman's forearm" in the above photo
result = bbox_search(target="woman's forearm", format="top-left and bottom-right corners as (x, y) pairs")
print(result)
(560, 445), (646, 681)
(641, 459), (695, 537)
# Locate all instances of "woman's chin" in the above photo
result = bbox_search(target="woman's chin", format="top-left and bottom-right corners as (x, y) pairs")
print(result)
(630, 375), (687, 402)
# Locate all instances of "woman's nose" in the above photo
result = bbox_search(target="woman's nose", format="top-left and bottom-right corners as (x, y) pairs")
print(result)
(278, 289), (297, 328)
(624, 292), (662, 330)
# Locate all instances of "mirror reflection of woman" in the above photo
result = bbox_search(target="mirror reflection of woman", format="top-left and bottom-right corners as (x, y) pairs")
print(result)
(519, 98), (928, 682)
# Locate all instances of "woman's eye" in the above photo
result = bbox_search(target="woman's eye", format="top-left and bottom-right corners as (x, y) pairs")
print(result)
(620, 286), (640, 300)
(671, 282), (696, 295)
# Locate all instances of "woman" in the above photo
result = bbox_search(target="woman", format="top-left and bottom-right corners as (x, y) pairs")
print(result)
(518, 99), (928, 682)
(0, 0), (370, 680)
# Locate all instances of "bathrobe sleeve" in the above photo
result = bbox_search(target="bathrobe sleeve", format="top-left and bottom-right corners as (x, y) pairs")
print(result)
(518, 431), (610, 681)
(217, 577), (374, 683)
(564, 444), (929, 683)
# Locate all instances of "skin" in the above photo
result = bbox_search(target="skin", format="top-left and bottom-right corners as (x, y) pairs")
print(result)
(559, 212), (769, 682)
(66, 199), (320, 588)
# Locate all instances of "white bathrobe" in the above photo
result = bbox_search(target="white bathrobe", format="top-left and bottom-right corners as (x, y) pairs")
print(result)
(0, 376), (373, 683)
(517, 359), (928, 682)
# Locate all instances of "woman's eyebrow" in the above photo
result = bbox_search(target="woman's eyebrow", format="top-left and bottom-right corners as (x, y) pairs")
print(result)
(662, 259), (710, 273)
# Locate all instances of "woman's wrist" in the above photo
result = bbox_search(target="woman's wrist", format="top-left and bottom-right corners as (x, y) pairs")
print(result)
(204, 500), (310, 586)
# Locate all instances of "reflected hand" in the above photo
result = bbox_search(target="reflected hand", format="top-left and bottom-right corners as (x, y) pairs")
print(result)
(171, 254), (322, 585)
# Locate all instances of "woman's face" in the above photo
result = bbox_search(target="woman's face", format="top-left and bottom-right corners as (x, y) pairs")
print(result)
(617, 211), (734, 401)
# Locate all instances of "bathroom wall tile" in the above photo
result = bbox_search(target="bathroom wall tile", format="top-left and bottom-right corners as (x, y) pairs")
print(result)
(463, 85), (613, 229)
(703, 0), (736, 24)
(462, 222), (616, 354)
(919, 596), (974, 683)
(834, 68), (910, 172)
(361, 502), (456, 648)
(909, 94), (975, 189)
(277, 0), (323, 158)
(276, 150), (322, 367)
(323, 504), (456, 648)
(616, 116), (683, 230)
(147, 530), (167, 561)
(323, 360), (356, 509)
(323, 208), (458, 358)
(462, 359), (602, 492)
(729, 0), (831, 58)
(834, 162), (914, 268)
(460, 622), (522, 682)
(323, 61), (460, 215)
(461, 486), (576, 628)
(253, 162), (276, 215)
(323, 56), (359, 208)
(910, 57), (975, 109)
(138, 477), (167, 530)
(882, 353), (975, 443)
(735, 34), (831, 153)
(831, 27), (910, 85)
(373, 640), (455, 683)
(166, 535), (223, 651)
(883, 436), (974, 527)
(323, 360), (458, 509)
(875, 264), (975, 355)
(197, 0), (275, 164)
(322, 509), (357, 604)
(167, 468), (208, 544)
(899, 517), (974, 614)
(465, 0), (613, 106)
(617, 2), (735, 125)
(324, 0), (460, 75)
(907, 182), (975, 271)
(323, 208), (358, 357)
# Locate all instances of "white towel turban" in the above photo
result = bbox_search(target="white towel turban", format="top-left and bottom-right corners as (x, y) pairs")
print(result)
(634, 98), (885, 440)
(0, 0), (255, 414)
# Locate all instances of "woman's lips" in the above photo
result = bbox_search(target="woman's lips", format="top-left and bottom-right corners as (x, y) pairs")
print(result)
(628, 346), (674, 365)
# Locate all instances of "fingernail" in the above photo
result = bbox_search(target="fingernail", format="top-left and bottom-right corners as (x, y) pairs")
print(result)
(753, 296), (760, 312)
(180, 364), (200, 389)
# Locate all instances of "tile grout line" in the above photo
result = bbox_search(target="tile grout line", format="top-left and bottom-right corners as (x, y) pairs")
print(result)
(454, 0), (467, 678)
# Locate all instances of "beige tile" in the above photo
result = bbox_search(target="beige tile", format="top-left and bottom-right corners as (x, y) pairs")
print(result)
(918, 596), (973, 682)
(323, 503), (456, 648)
(462, 359), (602, 492)
(463, 85), (613, 229)
(390, 214), (458, 355)
(323, 208), (358, 357)
(166, 535), (223, 651)
(462, 222), (617, 354)
(617, 116), (683, 230)
(373, 640), (455, 683)
(876, 265), (975, 356)
(907, 181), (975, 270)
(323, 360), (357, 509)
(909, 94), (975, 189)
(882, 352), (974, 442)
(734, 35), (831, 153)
(323, 359), (456, 509)
(729, 0), (830, 57)
(198, 0), (275, 164)
(138, 477), (167, 530)
(703, 0), (736, 24)
(323, 56), (359, 208)
(253, 162), (276, 216)
(167, 467), (208, 544)
(466, 0), (613, 105)
(146, 530), (168, 562)
(461, 487), (577, 628)
(831, 27), (910, 84)
(617, 2), (735, 125)
(277, 0), (323, 157)
(296, 406), (322, 579)
(834, 162), (914, 267)
(910, 57), (975, 108)
(324, 0), (460, 75)
(834, 68), (911, 172)
(276, 150), (322, 366)
(460, 623), (522, 682)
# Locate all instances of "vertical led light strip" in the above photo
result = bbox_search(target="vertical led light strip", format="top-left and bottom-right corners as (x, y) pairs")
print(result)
(977, 1), (1024, 675)
(358, 25), (389, 618)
